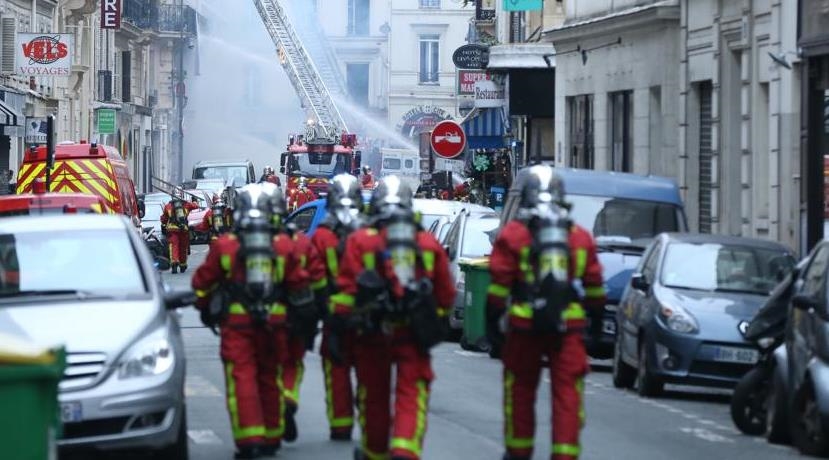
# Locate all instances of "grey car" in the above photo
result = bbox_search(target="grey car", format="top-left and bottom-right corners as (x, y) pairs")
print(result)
(0, 215), (192, 457)
(613, 233), (795, 397)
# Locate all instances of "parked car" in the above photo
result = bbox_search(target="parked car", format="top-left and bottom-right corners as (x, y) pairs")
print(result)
(500, 168), (688, 358)
(192, 159), (256, 186)
(0, 214), (192, 457)
(438, 206), (499, 338)
(612, 233), (795, 397)
(141, 200), (166, 235)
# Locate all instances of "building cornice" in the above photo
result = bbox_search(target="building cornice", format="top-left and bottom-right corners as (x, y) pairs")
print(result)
(543, 1), (679, 44)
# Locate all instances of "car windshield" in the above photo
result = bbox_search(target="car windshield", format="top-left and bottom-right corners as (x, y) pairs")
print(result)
(661, 242), (795, 294)
(567, 195), (682, 246)
(383, 157), (401, 170)
(0, 229), (147, 297)
(286, 153), (350, 178)
(143, 203), (164, 221)
(194, 166), (248, 184)
(461, 216), (499, 258)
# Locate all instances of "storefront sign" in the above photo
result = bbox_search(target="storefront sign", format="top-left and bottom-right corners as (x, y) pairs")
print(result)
(97, 109), (117, 135)
(453, 44), (490, 70)
(16, 34), (73, 76)
(474, 80), (506, 108)
(476, 0), (496, 21)
(101, 0), (122, 29)
(503, 0), (542, 11)
(435, 158), (465, 176)
(431, 120), (467, 159)
(457, 70), (490, 96)
(25, 117), (48, 144)
(398, 106), (453, 138)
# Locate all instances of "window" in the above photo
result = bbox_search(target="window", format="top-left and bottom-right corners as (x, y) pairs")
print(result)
(404, 159), (415, 169)
(568, 195), (682, 243)
(609, 90), (632, 172)
(121, 51), (132, 102)
(420, 0), (440, 7)
(641, 241), (662, 281)
(382, 157), (401, 170)
(346, 63), (370, 107)
(419, 35), (440, 84)
(803, 246), (829, 296)
(568, 95), (594, 169)
(288, 206), (317, 234)
(347, 0), (370, 36)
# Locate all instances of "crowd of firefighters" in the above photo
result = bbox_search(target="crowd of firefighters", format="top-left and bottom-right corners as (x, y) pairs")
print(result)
(168, 163), (605, 460)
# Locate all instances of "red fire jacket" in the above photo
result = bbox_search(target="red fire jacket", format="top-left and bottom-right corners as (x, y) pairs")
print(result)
(487, 221), (605, 330)
(292, 231), (328, 294)
(161, 200), (199, 231)
(311, 225), (341, 287)
(192, 233), (309, 327)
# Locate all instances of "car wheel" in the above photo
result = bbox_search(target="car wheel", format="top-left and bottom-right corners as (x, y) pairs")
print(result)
(636, 340), (663, 397)
(793, 383), (829, 456)
(460, 335), (472, 351)
(612, 333), (636, 389)
(730, 367), (768, 436)
(766, 367), (791, 445)
(155, 405), (189, 460)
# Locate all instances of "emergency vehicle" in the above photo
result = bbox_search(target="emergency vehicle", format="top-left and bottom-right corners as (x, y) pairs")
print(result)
(0, 181), (110, 217)
(279, 127), (361, 197)
(16, 141), (140, 219)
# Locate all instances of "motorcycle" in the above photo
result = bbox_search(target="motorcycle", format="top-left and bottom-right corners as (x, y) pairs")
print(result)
(730, 269), (796, 436)
(142, 226), (171, 271)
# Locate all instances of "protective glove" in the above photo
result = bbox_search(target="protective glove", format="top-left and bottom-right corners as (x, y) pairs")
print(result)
(199, 308), (218, 335)
(326, 315), (346, 365)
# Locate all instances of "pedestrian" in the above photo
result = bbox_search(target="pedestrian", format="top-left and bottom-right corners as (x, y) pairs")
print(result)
(280, 215), (328, 443)
(191, 183), (310, 459)
(312, 174), (365, 441)
(331, 175), (456, 460)
(160, 188), (199, 273)
(486, 165), (606, 460)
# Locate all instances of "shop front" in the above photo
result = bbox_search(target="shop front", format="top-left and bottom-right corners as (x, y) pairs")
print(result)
(461, 107), (512, 209)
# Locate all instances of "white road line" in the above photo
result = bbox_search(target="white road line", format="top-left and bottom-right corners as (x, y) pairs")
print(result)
(679, 427), (735, 443)
(185, 375), (224, 398)
(453, 350), (490, 358)
(188, 429), (223, 445)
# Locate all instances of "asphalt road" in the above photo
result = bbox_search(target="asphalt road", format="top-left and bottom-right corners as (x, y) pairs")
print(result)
(167, 248), (802, 460)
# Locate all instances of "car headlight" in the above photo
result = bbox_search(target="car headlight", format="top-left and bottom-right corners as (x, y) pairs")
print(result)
(659, 303), (699, 334)
(118, 328), (175, 379)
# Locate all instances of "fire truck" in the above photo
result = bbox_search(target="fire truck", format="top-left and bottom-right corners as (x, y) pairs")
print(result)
(280, 127), (360, 197)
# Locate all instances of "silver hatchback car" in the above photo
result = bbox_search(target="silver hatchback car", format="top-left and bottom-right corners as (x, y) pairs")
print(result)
(0, 215), (192, 457)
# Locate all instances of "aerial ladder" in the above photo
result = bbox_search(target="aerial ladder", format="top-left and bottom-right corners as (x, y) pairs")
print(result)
(252, 0), (350, 141)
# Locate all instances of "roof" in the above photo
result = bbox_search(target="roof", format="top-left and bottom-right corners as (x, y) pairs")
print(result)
(662, 233), (793, 252)
(545, 168), (682, 204)
(413, 199), (496, 216)
(23, 142), (123, 162)
(0, 214), (129, 233)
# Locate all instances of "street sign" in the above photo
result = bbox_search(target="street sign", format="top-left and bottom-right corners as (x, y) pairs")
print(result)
(452, 44), (489, 70)
(430, 120), (466, 160)
(101, 0), (122, 30)
(503, 0), (542, 11)
(97, 109), (116, 135)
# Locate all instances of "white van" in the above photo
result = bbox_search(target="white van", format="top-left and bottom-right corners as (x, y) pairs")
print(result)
(380, 148), (420, 192)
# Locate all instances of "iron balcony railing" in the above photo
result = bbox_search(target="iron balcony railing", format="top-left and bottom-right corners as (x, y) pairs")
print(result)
(122, 0), (197, 35)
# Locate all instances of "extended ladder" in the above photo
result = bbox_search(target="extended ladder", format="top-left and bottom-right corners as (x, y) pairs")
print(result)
(253, 0), (349, 139)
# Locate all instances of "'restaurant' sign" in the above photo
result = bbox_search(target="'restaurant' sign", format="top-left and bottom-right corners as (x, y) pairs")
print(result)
(101, 0), (122, 30)
(16, 33), (73, 76)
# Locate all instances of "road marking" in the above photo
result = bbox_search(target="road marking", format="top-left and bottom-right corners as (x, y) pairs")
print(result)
(185, 375), (224, 398)
(188, 429), (223, 445)
(679, 427), (734, 443)
(453, 350), (489, 358)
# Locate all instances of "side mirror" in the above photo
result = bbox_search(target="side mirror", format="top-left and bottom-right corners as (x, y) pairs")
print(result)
(280, 152), (287, 167)
(631, 273), (650, 292)
(138, 199), (146, 219)
(164, 290), (196, 310)
(792, 293), (822, 312)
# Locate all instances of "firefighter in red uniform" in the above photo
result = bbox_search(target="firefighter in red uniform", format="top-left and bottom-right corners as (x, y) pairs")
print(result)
(486, 165), (606, 460)
(331, 176), (456, 460)
(360, 165), (376, 190)
(160, 188), (199, 273)
(280, 213), (328, 443)
(260, 166), (281, 187)
(288, 178), (316, 211)
(311, 174), (365, 441)
(202, 195), (231, 241)
(191, 183), (311, 459)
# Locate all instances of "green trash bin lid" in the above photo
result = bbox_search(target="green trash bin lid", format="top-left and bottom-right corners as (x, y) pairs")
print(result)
(459, 257), (490, 273)
(0, 333), (61, 366)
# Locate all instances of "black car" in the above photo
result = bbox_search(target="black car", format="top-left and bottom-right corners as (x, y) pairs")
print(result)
(613, 233), (795, 396)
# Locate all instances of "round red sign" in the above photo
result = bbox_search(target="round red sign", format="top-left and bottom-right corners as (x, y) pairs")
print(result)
(430, 120), (466, 159)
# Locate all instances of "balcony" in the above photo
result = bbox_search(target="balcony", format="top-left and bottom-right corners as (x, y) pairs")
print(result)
(122, 0), (197, 36)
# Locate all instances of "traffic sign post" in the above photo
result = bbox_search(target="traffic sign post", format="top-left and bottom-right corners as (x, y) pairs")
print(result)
(430, 120), (466, 160)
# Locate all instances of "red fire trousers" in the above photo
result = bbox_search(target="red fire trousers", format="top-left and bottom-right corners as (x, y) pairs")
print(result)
(502, 331), (588, 460)
(354, 332), (433, 460)
(220, 325), (286, 448)
(281, 334), (307, 408)
(167, 229), (190, 267)
(319, 324), (355, 435)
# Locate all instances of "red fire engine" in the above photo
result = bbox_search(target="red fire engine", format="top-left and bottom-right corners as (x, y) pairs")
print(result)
(279, 128), (360, 200)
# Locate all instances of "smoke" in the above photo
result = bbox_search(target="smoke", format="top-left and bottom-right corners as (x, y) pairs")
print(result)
(183, 0), (305, 176)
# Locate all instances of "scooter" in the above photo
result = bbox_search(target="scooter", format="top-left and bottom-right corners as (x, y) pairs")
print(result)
(730, 270), (795, 436)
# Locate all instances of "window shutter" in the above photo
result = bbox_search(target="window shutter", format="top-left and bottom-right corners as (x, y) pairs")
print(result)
(0, 17), (17, 75)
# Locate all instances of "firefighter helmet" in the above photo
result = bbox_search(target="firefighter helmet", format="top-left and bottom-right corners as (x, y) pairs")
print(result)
(518, 165), (566, 210)
(260, 182), (287, 218)
(327, 174), (362, 211)
(233, 184), (275, 227)
(369, 175), (413, 217)
(362, 165), (371, 174)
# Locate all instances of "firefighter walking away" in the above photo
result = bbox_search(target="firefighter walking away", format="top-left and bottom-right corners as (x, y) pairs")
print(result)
(486, 165), (605, 460)
(161, 188), (199, 273)
(312, 174), (365, 441)
(192, 183), (310, 459)
(331, 175), (456, 460)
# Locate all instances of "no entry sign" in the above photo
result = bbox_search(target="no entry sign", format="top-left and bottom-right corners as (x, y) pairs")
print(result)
(430, 120), (466, 159)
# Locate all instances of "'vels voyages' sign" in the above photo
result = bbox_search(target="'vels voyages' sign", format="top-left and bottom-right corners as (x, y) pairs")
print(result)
(16, 34), (73, 76)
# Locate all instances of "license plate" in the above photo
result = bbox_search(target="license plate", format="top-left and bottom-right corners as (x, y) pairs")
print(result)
(61, 402), (82, 423)
(712, 346), (759, 364)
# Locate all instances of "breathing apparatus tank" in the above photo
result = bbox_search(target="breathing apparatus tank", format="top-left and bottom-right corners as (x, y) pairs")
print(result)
(171, 190), (188, 227)
(234, 185), (279, 325)
(211, 202), (227, 235)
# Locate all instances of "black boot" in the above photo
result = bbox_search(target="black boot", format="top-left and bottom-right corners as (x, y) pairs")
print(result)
(260, 441), (280, 456)
(284, 403), (298, 442)
(330, 429), (352, 441)
(171, 263), (178, 274)
(179, 264), (187, 273)
(502, 453), (530, 460)
(234, 445), (260, 459)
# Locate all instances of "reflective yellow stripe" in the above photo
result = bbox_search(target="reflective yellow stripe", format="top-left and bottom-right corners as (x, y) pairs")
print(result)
(585, 285), (606, 298)
(311, 278), (328, 290)
(363, 253), (376, 270)
(437, 308), (448, 318)
(332, 293), (354, 306)
(227, 303), (285, 316)
(553, 443), (581, 456)
(229, 304), (246, 315)
(221, 254), (232, 272)
(563, 302), (586, 321)
(195, 289), (210, 298)
(275, 255), (285, 282)
(509, 302), (533, 319)
(575, 248), (587, 278)
(390, 379), (429, 456)
(504, 370), (534, 449)
(519, 246), (535, 283)
(421, 250), (435, 272)
(488, 283), (510, 298)
(323, 358), (353, 428)
(283, 359), (304, 404)
(326, 247), (339, 277)
(265, 427), (282, 439)
(225, 363), (266, 440)
(577, 377), (585, 427)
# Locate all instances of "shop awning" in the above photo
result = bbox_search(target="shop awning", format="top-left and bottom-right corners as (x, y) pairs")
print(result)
(462, 108), (508, 149)
(0, 98), (21, 127)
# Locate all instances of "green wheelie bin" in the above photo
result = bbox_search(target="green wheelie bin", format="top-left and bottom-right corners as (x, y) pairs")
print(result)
(0, 336), (66, 460)
(459, 258), (491, 352)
